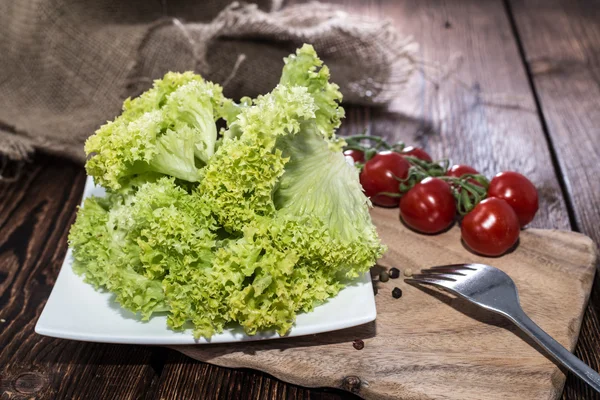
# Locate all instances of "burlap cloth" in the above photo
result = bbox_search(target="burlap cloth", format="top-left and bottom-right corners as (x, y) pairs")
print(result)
(0, 0), (417, 167)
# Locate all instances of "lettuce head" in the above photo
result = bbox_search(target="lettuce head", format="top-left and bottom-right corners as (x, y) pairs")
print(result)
(70, 44), (385, 339)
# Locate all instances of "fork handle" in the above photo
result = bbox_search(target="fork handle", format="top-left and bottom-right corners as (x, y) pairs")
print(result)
(509, 308), (600, 393)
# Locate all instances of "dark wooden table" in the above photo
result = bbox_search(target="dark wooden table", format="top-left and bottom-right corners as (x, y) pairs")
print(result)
(1, 0), (599, 399)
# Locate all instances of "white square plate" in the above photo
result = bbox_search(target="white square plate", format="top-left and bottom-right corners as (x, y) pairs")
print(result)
(35, 177), (377, 345)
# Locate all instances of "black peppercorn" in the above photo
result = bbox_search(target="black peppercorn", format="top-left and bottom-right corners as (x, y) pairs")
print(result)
(353, 339), (364, 350)
(392, 287), (403, 298)
(389, 267), (400, 279)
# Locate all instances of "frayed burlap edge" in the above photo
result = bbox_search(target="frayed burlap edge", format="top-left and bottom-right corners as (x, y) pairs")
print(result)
(0, 1), (421, 170)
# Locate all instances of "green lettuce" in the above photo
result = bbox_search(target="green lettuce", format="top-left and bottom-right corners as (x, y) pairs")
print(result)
(71, 44), (385, 339)
(187, 45), (384, 336)
(69, 177), (217, 319)
(280, 44), (345, 146)
(85, 72), (231, 191)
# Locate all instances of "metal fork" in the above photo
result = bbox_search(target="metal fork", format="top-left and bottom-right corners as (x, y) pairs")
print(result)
(406, 263), (600, 393)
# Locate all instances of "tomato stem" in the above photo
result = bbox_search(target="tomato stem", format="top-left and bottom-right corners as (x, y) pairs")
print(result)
(344, 145), (367, 152)
(343, 134), (491, 215)
(442, 174), (489, 215)
(392, 142), (406, 152)
(345, 135), (392, 151)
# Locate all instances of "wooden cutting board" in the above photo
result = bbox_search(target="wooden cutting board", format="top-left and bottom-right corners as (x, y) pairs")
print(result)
(173, 207), (597, 400)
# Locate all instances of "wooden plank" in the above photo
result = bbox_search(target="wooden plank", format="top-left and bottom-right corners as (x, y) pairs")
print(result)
(508, 0), (600, 240)
(174, 208), (597, 399)
(364, 0), (569, 230)
(508, 1), (600, 398)
(159, 0), (573, 396)
(153, 349), (352, 400)
(0, 156), (162, 400)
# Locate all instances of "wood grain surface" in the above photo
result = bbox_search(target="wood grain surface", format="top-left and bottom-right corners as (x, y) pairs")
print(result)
(509, 0), (600, 241)
(174, 207), (597, 400)
(336, 0), (568, 231)
(506, 2), (600, 398)
(1, 0), (600, 399)
(0, 159), (162, 400)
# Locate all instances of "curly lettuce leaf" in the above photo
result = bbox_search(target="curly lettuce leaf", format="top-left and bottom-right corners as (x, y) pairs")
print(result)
(69, 196), (114, 288)
(164, 218), (344, 339)
(280, 44), (345, 148)
(200, 85), (316, 231)
(274, 127), (384, 277)
(85, 73), (229, 191)
(69, 178), (218, 320)
(222, 220), (343, 336)
(69, 195), (167, 318)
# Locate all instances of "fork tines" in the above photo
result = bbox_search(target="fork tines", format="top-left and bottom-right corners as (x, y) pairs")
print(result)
(405, 264), (478, 288)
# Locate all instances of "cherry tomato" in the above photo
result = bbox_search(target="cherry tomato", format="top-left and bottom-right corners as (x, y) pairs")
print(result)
(446, 164), (479, 178)
(446, 164), (483, 187)
(461, 197), (520, 256)
(343, 149), (365, 163)
(360, 151), (410, 207)
(400, 177), (456, 234)
(401, 146), (432, 162)
(487, 171), (538, 227)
